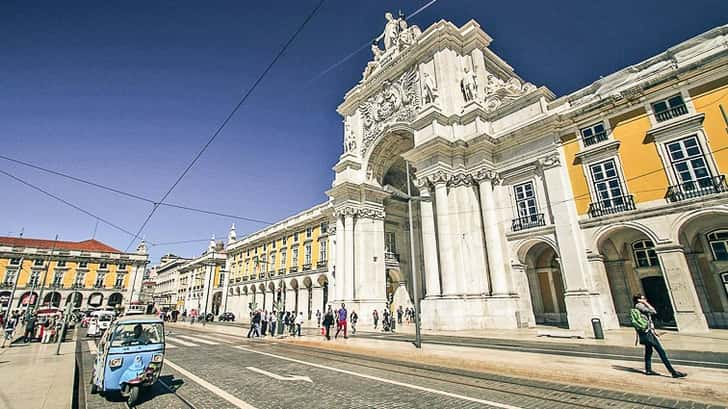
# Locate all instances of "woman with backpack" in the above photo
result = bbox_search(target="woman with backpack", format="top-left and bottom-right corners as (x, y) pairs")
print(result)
(631, 294), (686, 378)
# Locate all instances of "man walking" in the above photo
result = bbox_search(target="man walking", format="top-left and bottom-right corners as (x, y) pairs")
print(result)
(269, 311), (277, 337)
(315, 309), (322, 327)
(631, 294), (686, 378)
(322, 306), (334, 340)
(23, 313), (36, 343)
(350, 310), (358, 335)
(335, 303), (348, 339)
(372, 309), (379, 329)
(295, 312), (304, 337)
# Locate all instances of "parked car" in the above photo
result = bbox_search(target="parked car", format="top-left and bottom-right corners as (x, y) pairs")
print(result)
(218, 312), (235, 322)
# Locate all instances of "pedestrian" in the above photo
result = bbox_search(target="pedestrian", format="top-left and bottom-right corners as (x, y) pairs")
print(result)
(23, 314), (37, 343)
(350, 311), (358, 335)
(382, 308), (390, 332)
(335, 303), (348, 339)
(397, 306), (403, 324)
(390, 308), (396, 332)
(3, 313), (17, 346)
(295, 312), (304, 337)
(372, 309), (379, 329)
(269, 311), (277, 336)
(251, 310), (262, 338)
(42, 320), (53, 344)
(631, 294), (686, 378)
(315, 309), (322, 327)
(261, 310), (268, 336)
(322, 306), (334, 340)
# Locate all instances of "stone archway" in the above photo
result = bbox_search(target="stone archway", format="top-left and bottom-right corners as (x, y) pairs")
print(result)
(88, 292), (103, 308)
(676, 211), (728, 328)
(303, 277), (313, 320)
(597, 226), (675, 328)
(43, 291), (62, 308)
(211, 291), (223, 316)
(522, 241), (567, 326)
(317, 275), (329, 311)
(108, 292), (123, 307)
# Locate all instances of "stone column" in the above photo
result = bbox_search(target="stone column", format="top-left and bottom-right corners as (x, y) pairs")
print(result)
(432, 172), (457, 296)
(285, 288), (296, 312)
(475, 171), (510, 295)
(586, 255), (620, 330)
(353, 208), (387, 327)
(418, 185), (441, 297)
(334, 215), (346, 302)
(655, 245), (709, 332)
(297, 287), (309, 321)
(511, 262), (535, 327)
(311, 285), (324, 318)
(450, 175), (488, 295)
(343, 212), (356, 302)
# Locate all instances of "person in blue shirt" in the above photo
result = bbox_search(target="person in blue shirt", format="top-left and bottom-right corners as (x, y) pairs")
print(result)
(335, 303), (348, 339)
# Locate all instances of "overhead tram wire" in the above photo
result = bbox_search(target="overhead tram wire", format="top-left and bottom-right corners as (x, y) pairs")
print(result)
(124, 0), (327, 252)
(0, 154), (275, 225)
(0, 168), (148, 243)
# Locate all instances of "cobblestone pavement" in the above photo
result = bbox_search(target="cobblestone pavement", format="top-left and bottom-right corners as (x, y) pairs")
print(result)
(77, 327), (725, 409)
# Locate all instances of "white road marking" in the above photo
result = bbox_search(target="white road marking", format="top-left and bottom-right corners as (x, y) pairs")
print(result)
(87, 340), (98, 355)
(176, 334), (219, 345)
(164, 359), (257, 409)
(235, 346), (522, 409)
(182, 332), (232, 344)
(166, 344), (177, 349)
(165, 337), (198, 347)
(246, 367), (312, 383)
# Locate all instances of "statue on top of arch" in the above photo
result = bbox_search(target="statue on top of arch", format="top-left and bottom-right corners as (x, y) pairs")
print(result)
(362, 11), (423, 82)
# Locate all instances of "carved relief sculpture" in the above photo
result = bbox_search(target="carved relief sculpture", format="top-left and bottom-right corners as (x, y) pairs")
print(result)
(343, 120), (357, 153)
(422, 72), (438, 104)
(362, 12), (422, 82)
(359, 68), (420, 154)
(482, 73), (537, 112)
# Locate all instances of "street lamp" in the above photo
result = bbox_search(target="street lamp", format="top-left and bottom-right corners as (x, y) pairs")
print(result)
(383, 160), (430, 349)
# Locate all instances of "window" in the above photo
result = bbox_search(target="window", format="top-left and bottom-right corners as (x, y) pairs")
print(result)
(293, 232), (299, 242)
(385, 232), (397, 254)
(305, 243), (312, 265)
(95, 273), (106, 288)
(320, 222), (328, 233)
(115, 274), (125, 288)
(514, 182), (539, 220)
(246, 249), (250, 257)
(263, 243), (267, 251)
(79, 261), (88, 269)
(292, 248), (299, 266)
(581, 122), (607, 147)
(319, 240), (328, 261)
(33, 259), (44, 266)
(52, 271), (64, 287)
(99, 262), (108, 270)
(707, 230), (728, 261)
(590, 159), (626, 207)
(3, 270), (16, 285)
(57, 260), (66, 267)
(118, 263), (127, 270)
(633, 240), (659, 268)
(272, 240), (276, 249)
(280, 249), (287, 269)
(74, 272), (85, 287)
(270, 253), (276, 272)
(29, 271), (40, 287)
(306, 227), (313, 239)
(666, 136), (712, 188)
(653, 94), (687, 122)
(10, 258), (20, 265)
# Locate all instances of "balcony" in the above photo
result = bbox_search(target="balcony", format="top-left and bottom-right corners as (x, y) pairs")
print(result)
(511, 214), (546, 232)
(303, 263), (312, 271)
(583, 131), (608, 147)
(316, 260), (327, 269)
(278, 268), (286, 275)
(113, 284), (124, 290)
(0, 282), (14, 289)
(665, 175), (728, 203)
(588, 195), (636, 218)
(93, 284), (105, 289)
(655, 104), (688, 122)
(385, 252), (400, 263)
(289, 266), (299, 273)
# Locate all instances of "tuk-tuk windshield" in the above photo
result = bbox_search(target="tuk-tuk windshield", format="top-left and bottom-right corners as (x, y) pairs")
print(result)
(110, 322), (164, 347)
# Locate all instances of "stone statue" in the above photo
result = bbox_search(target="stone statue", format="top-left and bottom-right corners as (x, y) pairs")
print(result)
(383, 12), (400, 51)
(344, 121), (357, 153)
(422, 72), (438, 104)
(461, 66), (478, 102)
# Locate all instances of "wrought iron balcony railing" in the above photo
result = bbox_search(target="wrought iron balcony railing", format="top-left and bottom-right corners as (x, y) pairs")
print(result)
(302, 263), (312, 271)
(316, 260), (327, 268)
(511, 213), (546, 232)
(665, 175), (728, 203)
(385, 252), (400, 263)
(289, 266), (298, 273)
(588, 195), (636, 218)
(278, 268), (286, 275)
(655, 104), (688, 122)
(583, 131), (608, 147)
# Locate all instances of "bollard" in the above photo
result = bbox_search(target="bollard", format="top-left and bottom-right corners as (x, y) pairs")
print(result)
(591, 317), (604, 340)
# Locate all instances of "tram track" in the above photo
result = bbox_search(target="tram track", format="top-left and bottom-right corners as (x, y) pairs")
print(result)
(264, 341), (699, 409)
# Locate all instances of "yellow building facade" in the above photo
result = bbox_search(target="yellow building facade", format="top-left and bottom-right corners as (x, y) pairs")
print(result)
(0, 236), (149, 312)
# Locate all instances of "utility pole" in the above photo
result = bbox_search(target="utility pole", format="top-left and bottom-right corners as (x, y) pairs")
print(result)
(405, 161), (423, 349)
(56, 292), (74, 355)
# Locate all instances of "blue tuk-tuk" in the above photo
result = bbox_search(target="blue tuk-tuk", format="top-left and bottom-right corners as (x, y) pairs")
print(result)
(90, 315), (165, 406)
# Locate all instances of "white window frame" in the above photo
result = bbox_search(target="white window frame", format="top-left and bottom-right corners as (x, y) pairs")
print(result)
(28, 271), (40, 287)
(10, 258), (20, 266)
(707, 230), (728, 261)
(280, 249), (287, 270)
(304, 243), (312, 265)
(632, 240), (659, 268)
(587, 158), (629, 208)
(580, 121), (609, 148)
(95, 273), (105, 288)
(292, 247), (299, 266)
(114, 273), (125, 288)
(306, 227), (313, 239)
(513, 181), (540, 220)
(645, 88), (695, 126)
(663, 135), (716, 188)
(52, 271), (64, 287)
(319, 239), (328, 262)
(3, 269), (17, 285)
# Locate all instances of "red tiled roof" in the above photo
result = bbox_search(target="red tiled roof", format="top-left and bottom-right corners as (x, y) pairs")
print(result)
(0, 237), (122, 253)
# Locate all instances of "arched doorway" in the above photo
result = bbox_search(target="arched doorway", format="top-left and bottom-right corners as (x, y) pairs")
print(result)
(43, 291), (61, 308)
(317, 275), (328, 311)
(677, 212), (728, 328)
(66, 292), (82, 308)
(598, 226), (675, 328)
(303, 277), (313, 320)
(523, 242), (567, 326)
(211, 291), (222, 315)
(88, 292), (103, 308)
(289, 279), (299, 314)
(18, 291), (38, 308)
(0, 291), (11, 309)
(108, 292), (123, 307)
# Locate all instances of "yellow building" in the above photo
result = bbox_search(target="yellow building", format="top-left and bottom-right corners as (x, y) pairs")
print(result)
(223, 204), (332, 321)
(0, 236), (148, 312)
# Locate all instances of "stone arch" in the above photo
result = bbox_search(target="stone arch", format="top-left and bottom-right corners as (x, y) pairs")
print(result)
(363, 128), (416, 187)
(514, 236), (560, 265)
(521, 240), (567, 326)
(88, 292), (103, 307)
(211, 291), (223, 315)
(18, 291), (38, 308)
(596, 224), (674, 327)
(0, 291), (11, 308)
(107, 292), (123, 307)
(672, 207), (728, 328)
(43, 291), (62, 308)
(303, 276), (313, 289)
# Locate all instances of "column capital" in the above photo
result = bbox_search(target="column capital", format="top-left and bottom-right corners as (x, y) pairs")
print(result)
(537, 153), (561, 170)
(447, 172), (475, 187)
(357, 208), (385, 220)
(333, 206), (358, 218)
(428, 170), (451, 186)
(473, 168), (500, 184)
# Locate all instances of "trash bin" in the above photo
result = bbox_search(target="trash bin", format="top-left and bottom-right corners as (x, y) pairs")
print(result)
(591, 317), (604, 339)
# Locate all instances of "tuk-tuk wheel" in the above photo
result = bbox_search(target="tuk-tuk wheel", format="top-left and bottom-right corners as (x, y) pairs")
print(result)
(127, 385), (140, 406)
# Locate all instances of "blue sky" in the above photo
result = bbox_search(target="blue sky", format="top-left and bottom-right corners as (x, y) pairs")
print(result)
(1, 0), (726, 262)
